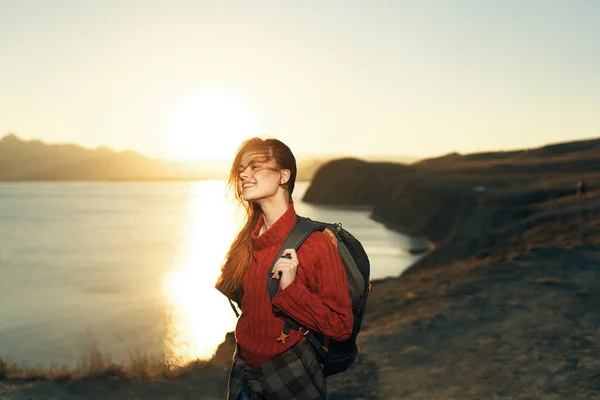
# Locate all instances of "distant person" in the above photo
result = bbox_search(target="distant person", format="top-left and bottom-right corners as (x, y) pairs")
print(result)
(215, 137), (352, 399)
(576, 180), (588, 199)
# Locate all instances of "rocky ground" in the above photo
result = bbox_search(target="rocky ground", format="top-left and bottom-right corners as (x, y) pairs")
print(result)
(329, 244), (600, 399)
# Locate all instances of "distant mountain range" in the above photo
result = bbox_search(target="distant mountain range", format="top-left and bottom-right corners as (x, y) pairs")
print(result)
(0, 134), (417, 181)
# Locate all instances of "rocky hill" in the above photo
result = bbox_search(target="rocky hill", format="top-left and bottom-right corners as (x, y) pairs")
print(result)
(303, 136), (600, 272)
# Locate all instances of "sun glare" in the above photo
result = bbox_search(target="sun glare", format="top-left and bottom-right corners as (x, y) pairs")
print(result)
(163, 181), (243, 366)
(165, 89), (262, 160)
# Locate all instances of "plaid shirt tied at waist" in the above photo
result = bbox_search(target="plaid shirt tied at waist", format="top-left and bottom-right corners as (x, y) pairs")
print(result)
(227, 339), (327, 400)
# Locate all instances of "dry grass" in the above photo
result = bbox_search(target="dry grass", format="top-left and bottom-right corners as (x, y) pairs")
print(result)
(0, 340), (215, 383)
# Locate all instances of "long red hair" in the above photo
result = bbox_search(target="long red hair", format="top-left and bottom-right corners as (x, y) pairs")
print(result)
(215, 137), (297, 300)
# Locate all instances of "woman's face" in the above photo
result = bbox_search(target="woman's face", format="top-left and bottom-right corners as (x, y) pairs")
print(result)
(237, 150), (283, 202)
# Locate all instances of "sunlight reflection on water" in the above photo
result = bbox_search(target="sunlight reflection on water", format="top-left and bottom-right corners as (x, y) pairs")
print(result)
(163, 181), (242, 365)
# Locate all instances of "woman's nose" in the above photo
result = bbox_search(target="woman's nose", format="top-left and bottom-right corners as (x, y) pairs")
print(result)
(239, 168), (251, 180)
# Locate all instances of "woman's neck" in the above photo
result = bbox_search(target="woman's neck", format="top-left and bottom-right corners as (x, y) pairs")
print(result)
(259, 199), (291, 234)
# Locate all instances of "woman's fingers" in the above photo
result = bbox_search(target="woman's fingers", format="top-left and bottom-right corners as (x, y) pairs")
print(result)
(271, 249), (300, 286)
(281, 248), (298, 262)
(276, 252), (299, 290)
(271, 256), (298, 279)
(271, 263), (292, 278)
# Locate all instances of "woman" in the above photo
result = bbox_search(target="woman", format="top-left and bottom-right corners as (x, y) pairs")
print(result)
(215, 137), (353, 399)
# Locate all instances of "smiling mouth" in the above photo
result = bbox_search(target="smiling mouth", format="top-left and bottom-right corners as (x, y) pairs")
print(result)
(242, 183), (256, 190)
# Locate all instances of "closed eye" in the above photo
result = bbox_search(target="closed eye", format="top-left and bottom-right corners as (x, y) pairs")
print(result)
(237, 161), (265, 173)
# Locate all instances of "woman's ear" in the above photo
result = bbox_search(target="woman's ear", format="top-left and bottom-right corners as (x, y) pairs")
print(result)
(279, 169), (291, 185)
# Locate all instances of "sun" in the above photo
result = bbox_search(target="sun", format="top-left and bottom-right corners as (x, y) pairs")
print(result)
(165, 89), (262, 160)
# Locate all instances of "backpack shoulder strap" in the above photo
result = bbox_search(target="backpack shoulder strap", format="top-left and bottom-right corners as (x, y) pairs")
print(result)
(267, 215), (333, 366)
(267, 216), (328, 301)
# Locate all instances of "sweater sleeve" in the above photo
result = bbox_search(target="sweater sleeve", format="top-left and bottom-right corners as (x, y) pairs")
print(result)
(271, 231), (353, 341)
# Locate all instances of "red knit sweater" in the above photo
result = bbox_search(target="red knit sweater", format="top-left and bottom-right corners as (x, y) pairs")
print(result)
(235, 203), (353, 368)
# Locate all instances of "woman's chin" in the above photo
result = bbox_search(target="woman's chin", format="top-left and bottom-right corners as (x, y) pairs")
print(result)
(242, 191), (260, 202)
(243, 191), (275, 203)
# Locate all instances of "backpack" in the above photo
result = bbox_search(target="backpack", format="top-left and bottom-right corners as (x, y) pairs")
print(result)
(267, 216), (371, 377)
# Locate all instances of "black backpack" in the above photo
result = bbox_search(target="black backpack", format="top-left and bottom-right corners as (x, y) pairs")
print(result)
(268, 216), (371, 377)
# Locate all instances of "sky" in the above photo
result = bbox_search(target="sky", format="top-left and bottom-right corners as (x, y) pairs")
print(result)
(1, 0), (599, 161)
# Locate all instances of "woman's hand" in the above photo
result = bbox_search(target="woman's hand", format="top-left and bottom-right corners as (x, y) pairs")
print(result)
(271, 249), (299, 290)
